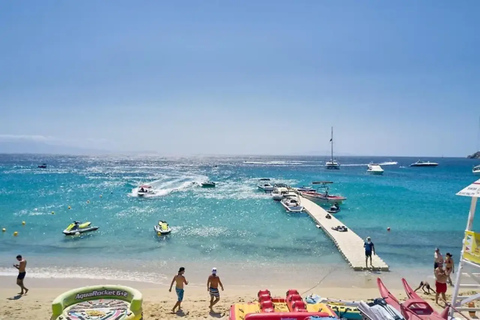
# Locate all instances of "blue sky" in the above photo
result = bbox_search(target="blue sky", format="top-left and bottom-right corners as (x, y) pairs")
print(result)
(1, 1), (479, 156)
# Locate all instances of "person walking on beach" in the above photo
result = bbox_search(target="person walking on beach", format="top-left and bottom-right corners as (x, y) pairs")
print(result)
(364, 237), (375, 269)
(13, 255), (28, 295)
(445, 253), (455, 286)
(434, 265), (448, 305)
(207, 267), (224, 311)
(434, 248), (444, 270)
(169, 267), (188, 313)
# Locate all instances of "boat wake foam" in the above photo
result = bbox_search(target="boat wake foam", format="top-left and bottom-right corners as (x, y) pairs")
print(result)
(130, 174), (209, 198)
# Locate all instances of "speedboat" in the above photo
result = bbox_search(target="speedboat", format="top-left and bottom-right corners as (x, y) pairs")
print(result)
(38, 163), (47, 168)
(137, 185), (155, 197)
(473, 165), (480, 175)
(201, 181), (216, 188)
(280, 196), (304, 212)
(63, 221), (99, 236)
(377, 278), (449, 320)
(326, 127), (340, 169)
(367, 164), (384, 175)
(295, 186), (316, 192)
(258, 179), (274, 192)
(410, 160), (438, 167)
(154, 220), (172, 235)
(271, 186), (289, 201)
(299, 181), (346, 204)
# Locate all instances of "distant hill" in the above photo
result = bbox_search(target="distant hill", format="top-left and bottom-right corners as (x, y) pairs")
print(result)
(468, 151), (480, 159)
(0, 141), (107, 155)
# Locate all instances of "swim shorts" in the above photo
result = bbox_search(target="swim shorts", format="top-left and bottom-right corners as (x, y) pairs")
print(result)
(209, 287), (220, 298)
(365, 251), (372, 257)
(17, 272), (26, 280)
(435, 281), (447, 293)
(176, 288), (184, 301)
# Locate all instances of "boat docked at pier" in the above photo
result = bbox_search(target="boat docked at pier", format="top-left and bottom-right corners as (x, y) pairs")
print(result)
(271, 184), (289, 201)
(410, 160), (438, 167)
(298, 181), (346, 204)
(280, 196), (304, 212)
(367, 163), (384, 175)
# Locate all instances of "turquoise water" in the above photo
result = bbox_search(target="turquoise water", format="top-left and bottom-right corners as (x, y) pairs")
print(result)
(0, 154), (479, 282)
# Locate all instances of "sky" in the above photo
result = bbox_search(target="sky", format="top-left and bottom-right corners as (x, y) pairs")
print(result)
(0, 1), (479, 157)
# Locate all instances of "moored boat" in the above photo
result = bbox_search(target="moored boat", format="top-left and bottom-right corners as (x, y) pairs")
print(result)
(299, 181), (346, 204)
(326, 127), (340, 170)
(201, 181), (216, 188)
(38, 163), (47, 168)
(473, 165), (480, 175)
(258, 179), (274, 192)
(63, 221), (99, 236)
(280, 196), (304, 212)
(271, 187), (289, 201)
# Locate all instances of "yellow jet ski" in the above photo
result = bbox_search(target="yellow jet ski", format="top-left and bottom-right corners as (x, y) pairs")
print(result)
(154, 220), (171, 235)
(63, 221), (99, 236)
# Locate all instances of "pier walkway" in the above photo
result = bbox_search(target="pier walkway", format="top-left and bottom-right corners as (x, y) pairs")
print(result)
(300, 196), (389, 271)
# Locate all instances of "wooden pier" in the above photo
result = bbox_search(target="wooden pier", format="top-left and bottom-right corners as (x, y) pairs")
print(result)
(300, 196), (389, 271)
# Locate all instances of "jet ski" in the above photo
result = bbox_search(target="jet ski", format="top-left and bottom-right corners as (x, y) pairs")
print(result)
(327, 203), (340, 214)
(137, 185), (155, 197)
(154, 220), (172, 235)
(63, 221), (99, 236)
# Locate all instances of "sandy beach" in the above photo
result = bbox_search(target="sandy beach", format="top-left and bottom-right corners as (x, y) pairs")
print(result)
(0, 274), (455, 320)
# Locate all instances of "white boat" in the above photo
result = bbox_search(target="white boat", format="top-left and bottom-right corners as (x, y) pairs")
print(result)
(280, 196), (304, 212)
(154, 220), (172, 235)
(367, 163), (384, 175)
(410, 160), (438, 167)
(326, 127), (340, 169)
(137, 185), (155, 197)
(258, 178), (274, 192)
(271, 186), (289, 201)
(474, 165), (480, 175)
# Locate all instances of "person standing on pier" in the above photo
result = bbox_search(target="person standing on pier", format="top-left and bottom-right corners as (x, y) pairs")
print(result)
(364, 237), (375, 269)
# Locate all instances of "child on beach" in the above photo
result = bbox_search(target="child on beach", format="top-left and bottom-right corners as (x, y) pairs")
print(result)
(445, 253), (455, 286)
(207, 267), (224, 311)
(414, 281), (436, 295)
(169, 267), (188, 313)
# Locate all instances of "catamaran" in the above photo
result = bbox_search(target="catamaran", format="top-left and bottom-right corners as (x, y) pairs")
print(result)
(325, 127), (340, 169)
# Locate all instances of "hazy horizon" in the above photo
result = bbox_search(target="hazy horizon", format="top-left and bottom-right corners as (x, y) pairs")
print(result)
(1, 1), (479, 157)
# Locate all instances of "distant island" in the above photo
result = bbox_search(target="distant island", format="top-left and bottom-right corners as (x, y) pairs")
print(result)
(468, 151), (480, 159)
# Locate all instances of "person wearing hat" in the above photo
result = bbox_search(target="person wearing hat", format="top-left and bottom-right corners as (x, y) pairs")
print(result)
(364, 237), (375, 269)
(207, 267), (224, 310)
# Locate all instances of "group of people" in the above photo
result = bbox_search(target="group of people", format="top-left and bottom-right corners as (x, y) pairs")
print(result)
(168, 266), (224, 314)
(433, 247), (454, 305)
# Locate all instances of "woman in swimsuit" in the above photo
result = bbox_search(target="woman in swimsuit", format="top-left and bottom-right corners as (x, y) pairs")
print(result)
(445, 253), (454, 286)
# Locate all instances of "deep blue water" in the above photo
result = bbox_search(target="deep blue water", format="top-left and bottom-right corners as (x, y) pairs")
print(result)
(0, 154), (479, 281)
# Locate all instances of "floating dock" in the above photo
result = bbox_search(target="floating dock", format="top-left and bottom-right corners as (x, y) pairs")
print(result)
(300, 196), (389, 271)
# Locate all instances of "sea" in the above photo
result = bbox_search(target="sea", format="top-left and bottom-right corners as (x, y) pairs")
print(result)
(1, 154), (479, 288)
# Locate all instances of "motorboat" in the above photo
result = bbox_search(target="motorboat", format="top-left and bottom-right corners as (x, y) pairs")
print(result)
(473, 165), (480, 175)
(295, 186), (316, 192)
(38, 163), (47, 168)
(229, 289), (338, 320)
(326, 127), (340, 169)
(377, 278), (449, 320)
(327, 203), (340, 214)
(280, 196), (304, 212)
(258, 179), (274, 192)
(367, 163), (384, 175)
(63, 221), (99, 236)
(137, 185), (155, 197)
(410, 160), (438, 167)
(271, 186), (289, 201)
(299, 181), (346, 204)
(201, 181), (216, 188)
(154, 220), (172, 235)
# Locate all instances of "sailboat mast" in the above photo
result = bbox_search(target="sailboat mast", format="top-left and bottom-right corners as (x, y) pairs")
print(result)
(330, 127), (334, 161)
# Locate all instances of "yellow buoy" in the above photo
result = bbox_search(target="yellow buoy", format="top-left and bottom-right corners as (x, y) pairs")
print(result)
(51, 211), (55, 215)
(68, 206), (71, 210)
(13, 231), (18, 236)
(2, 228), (6, 232)
(157, 232), (162, 236)
(22, 221), (26, 225)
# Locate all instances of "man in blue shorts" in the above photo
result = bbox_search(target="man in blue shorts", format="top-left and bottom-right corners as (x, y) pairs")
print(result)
(207, 267), (224, 311)
(364, 237), (375, 269)
(169, 267), (188, 313)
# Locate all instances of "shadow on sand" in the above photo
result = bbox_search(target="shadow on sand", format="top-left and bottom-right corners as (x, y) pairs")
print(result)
(7, 294), (23, 300)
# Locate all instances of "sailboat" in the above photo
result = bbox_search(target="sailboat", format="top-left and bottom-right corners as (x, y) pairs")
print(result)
(325, 127), (340, 169)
